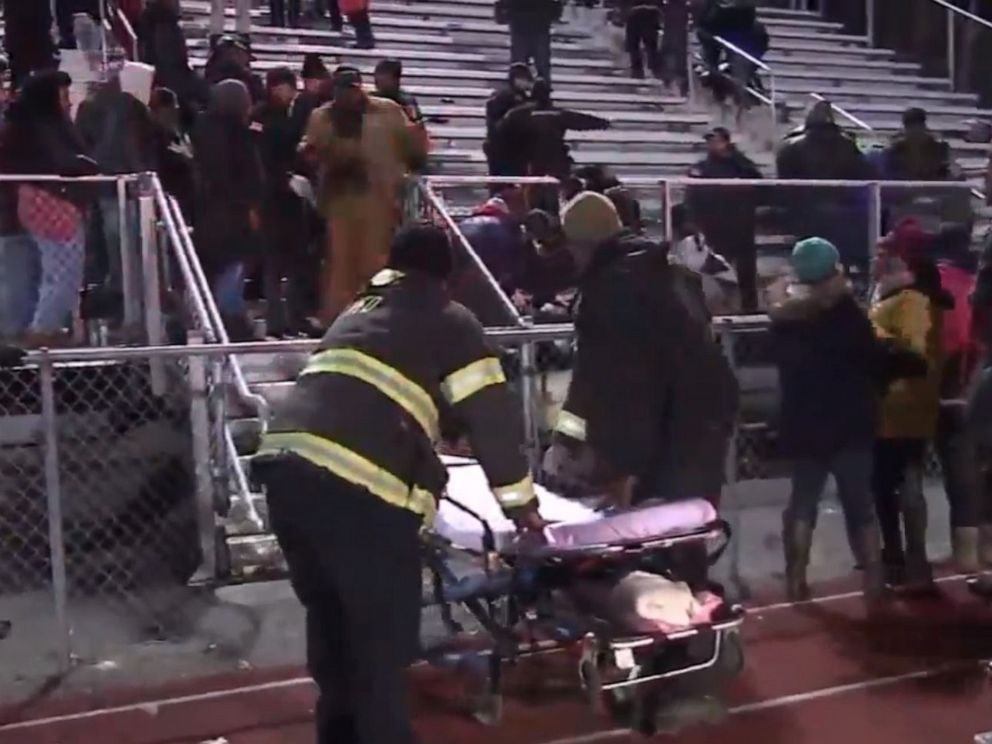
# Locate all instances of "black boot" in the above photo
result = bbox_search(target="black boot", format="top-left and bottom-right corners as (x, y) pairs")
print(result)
(783, 517), (813, 602)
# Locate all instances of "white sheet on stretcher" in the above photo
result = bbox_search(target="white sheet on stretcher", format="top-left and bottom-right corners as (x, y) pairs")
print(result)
(436, 456), (718, 553)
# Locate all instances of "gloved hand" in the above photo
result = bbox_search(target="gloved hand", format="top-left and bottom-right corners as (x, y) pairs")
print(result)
(0, 346), (25, 368)
(505, 502), (548, 534)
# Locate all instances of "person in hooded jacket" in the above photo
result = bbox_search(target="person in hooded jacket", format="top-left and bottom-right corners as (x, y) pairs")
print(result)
(768, 237), (886, 602)
(0, 70), (99, 346)
(191, 79), (265, 339)
(776, 101), (875, 270)
(484, 63), (534, 181)
(885, 108), (953, 182)
(870, 219), (953, 591)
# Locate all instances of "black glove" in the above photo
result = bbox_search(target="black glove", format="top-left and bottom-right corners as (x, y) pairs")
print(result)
(0, 346), (25, 368)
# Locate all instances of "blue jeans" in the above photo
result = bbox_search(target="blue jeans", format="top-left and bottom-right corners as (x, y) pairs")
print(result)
(30, 230), (86, 334)
(213, 262), (247, 317)
(0, 233), (39, 339)
(786, 448), (876, 529)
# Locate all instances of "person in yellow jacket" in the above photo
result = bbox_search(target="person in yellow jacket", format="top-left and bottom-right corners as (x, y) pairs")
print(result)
(870, 220), (953, 590)
(302, 65), (428, 326)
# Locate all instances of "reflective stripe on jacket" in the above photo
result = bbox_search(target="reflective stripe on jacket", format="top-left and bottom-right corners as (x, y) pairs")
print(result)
(256, 270), (535, 518)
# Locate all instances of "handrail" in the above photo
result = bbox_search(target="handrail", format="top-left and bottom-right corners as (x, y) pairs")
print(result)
(700, 34), (776, 134)
(150, 178), (271, 427)
(418, 180), (527, 327)
(434, 175), (975, 190)
(20, 319), (781, 364)
(929, 0), (992, 30)
(808, 92), (875, 133)
(711, 35), (770, 72)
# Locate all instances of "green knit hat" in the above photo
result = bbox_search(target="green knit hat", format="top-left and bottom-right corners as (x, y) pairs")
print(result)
(791, 237), (840, 284)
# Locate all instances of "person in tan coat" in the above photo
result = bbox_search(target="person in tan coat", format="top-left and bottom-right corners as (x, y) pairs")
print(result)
(303, 66), (428, 325)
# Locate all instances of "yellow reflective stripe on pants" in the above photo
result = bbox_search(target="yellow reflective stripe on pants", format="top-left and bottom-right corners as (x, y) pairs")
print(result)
(493, 473), (537, 508)
(554, 410), (587, 442)
(301, 349), (439, 441)
(441, 357), (506, 405)
(256, 431), (437, 521)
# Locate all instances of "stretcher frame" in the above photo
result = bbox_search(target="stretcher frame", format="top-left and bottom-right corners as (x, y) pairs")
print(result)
(421, 495), (747, 725)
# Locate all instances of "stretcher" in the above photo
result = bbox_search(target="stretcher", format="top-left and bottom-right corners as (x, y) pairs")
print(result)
(423, 456), (746, 726)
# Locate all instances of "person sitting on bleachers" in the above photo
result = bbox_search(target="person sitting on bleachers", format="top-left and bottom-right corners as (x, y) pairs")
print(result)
(885, 108), (955, 182)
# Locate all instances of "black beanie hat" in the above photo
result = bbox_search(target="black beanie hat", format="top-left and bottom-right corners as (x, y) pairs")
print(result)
(387, 223), (454, 280)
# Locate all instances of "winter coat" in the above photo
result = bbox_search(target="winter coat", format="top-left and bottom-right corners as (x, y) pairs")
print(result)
(75, 86), (158, 175)
(770, 274), (880, 459)
(191, 104), (264, 277)
(871, 282), (951, 440)
(885, 131), (952, 181)
(776, 123), (874, 181)
(253, 95), (316, 254)
(685, 148), (760, 260)
(0, 74), (99, 209)
(555, 232), (738, 502)
(495, 103), (610, 179)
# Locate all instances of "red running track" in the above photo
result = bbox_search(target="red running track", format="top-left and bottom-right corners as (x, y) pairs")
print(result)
(2, 579), (991, 744)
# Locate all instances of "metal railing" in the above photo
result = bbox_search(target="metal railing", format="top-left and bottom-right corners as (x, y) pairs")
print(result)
(926, 0), (992, 90)
(808, 92), (875, 133)
(710, 34), (778, 138)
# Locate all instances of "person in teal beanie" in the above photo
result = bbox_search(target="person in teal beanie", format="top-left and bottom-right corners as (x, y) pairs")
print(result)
(768, 237), (886, 602)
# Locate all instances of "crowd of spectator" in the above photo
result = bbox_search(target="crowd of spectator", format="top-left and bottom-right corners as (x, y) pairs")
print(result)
(0, 0), (430, 346)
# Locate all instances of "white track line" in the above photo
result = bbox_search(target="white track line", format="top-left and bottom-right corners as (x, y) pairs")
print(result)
(748, 572), (971, 614)
(538, 663), (973, 744)
(0, 573), (979, 734)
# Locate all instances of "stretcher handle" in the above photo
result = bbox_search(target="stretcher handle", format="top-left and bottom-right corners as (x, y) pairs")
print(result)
(707, 519), (733, 567)
(439, 493), (498, 556)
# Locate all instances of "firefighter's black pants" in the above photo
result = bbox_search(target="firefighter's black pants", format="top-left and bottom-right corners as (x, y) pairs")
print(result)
(258, 456), (423, 744)
(625, 7), (661, 78)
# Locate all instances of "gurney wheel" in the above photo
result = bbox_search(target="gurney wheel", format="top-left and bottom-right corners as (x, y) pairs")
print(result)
(472, 692), (503, 726)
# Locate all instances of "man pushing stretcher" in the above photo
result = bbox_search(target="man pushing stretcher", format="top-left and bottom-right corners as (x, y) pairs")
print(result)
(252, 224), (542, 744)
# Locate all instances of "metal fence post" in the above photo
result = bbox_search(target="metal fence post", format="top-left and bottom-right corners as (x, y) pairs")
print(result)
(662, 179), (673, 242)
(719, 324), (749, 602)
(187, 335), (218, 584)
(866, 0), (876, 45)
(39, 351), (73, 672)
(947, 7), (957, 88)
(118, 176), (141, 329)
(139, 174), (167, 395)
(519, 330), (541, 475)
